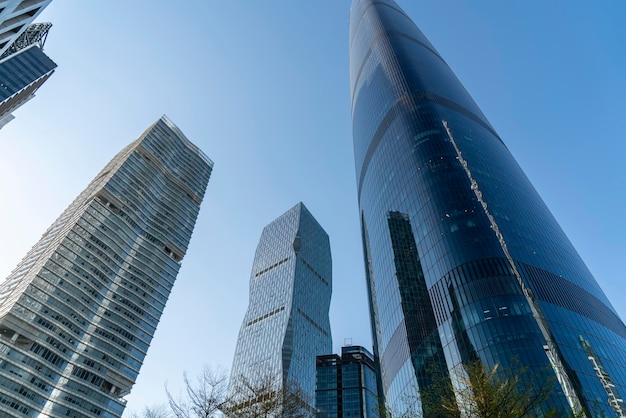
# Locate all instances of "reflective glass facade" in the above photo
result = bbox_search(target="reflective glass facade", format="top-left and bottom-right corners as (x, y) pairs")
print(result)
(0, 116), (212, 417)
(229, 203), (332, 415)
(316, 345), (380, 418)
(0, 38), (56, 128)
(349, 0), (626, 416)
(0, 0), (56, 128)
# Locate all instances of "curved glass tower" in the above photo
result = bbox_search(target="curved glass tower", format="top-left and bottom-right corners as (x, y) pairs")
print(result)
(349, 0), (626, 415)
(0, 116), (212, 417)
(229, 203), (332, 415)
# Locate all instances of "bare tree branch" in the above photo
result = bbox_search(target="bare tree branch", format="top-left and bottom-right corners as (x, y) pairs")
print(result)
(166, 365), (228, 418)
(127, 404), (171, 418)
(223, 373), (313, 417)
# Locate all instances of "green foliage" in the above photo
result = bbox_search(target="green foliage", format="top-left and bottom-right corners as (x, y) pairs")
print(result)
(441, 361), (554, 418)
(390, 360), (561, 418)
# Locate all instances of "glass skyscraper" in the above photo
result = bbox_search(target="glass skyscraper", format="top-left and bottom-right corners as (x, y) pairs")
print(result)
(315, 345), (380, 418)
(349, 0), (626, 416)
(0, 116), (212, 417)
(229, 202), (332, 416)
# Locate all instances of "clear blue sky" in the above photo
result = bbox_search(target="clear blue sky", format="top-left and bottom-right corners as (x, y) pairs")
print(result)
(0, 1), (624, 415)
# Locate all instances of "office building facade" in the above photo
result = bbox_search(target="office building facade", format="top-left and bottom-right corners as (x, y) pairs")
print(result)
(0, 22), (56, 128)
(0, 116), (212, 417)
(0, 0), (52, 56)
(229, 203), (332, 416)
(349, 0), (626, 416)
(316, 345), (379, 418)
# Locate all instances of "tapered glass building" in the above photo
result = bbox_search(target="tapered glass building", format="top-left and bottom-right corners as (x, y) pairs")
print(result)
(349, 0), (626, 416)
(0, 116), (212, 417)
(229, 203), (332, 416)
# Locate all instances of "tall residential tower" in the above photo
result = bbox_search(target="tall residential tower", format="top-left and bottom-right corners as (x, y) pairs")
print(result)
(349, 0), (626, 416)
(229, 203), (332, 416)
(0, 116), (212, 417)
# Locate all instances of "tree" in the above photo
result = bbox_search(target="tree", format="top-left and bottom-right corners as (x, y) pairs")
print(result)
(222, 372), (312, 418)
(439, 360), (555, 418)
(385, 360), (558, 418)
(131, 366), (313, 418)
(165, 365), (229, 418)
(127, 404), (171, 418)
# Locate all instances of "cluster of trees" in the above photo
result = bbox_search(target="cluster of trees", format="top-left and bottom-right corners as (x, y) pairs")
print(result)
(415, 361), (555, 418)
(383, 360), (592, 418)
(128, 366), (310, 418)
(130, 360), (595, 417)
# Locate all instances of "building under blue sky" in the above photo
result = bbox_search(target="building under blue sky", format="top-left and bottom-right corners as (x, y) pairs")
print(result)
(0, 116), (212, 417)
(349, 0), (626, 415)
(316, 345), (379, 417)
(228, 202), (332, 415)
(0, 1), (624, 415)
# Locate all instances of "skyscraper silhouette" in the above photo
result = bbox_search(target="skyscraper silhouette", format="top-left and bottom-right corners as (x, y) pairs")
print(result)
(0, 116), (212, 417)
(229, 202), (332, 416)
(349, 0), (626, 415)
